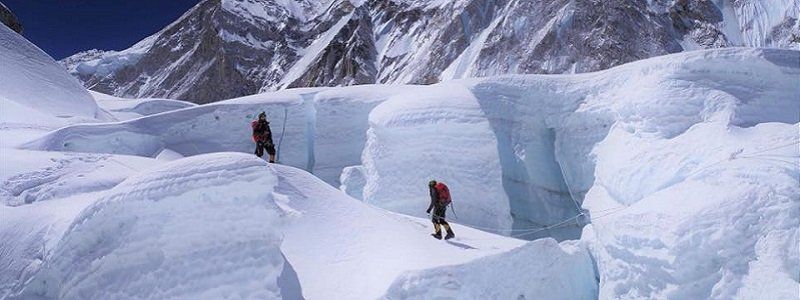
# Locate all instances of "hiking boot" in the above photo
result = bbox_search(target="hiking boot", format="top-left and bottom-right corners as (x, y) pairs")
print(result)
(431, 232), (442, 240)
(444, 230), (455, 240)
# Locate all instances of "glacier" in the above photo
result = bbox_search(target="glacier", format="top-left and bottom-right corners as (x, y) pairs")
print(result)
(362, 48), (799, 240)
(25, 47), (800, 240)
(3, 16), (800, 299)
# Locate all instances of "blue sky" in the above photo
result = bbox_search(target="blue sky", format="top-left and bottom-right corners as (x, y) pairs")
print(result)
(4, 0), (200, 59)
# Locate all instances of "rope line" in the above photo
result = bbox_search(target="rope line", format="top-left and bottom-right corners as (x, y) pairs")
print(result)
(738, 140), (799, 157)
(275, 106), (288, 162)
(555, 152), (583, 214)
(429, 210), (584, 235)
(685, 140), (799, 179)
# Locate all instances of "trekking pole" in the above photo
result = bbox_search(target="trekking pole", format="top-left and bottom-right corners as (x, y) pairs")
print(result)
(449, 202), (458, 220)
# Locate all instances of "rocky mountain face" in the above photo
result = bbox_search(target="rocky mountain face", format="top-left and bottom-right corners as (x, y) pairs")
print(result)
(1, 2), (23, 34)
(61, 0), (799, 103)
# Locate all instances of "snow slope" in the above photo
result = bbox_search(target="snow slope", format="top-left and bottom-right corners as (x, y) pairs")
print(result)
(0, 150), (164, 297)
(383, 239), (597, 299)
(0, 191), (102, 298)
(8, 153), (301, 299)
(273, 164), (528, 299)
(0, 25), (109, 148)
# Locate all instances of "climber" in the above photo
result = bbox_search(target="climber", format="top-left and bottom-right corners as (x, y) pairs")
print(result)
(426, 180), (455, 240)
(252, 111), (276, 163)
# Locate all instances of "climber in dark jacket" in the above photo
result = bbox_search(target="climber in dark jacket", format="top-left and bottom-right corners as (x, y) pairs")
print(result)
(427, 180), (455, 240)
(252, 111), (276, 163)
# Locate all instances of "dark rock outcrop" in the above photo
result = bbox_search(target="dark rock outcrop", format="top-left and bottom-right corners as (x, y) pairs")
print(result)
(0, 2), (23, 34)
(60, 0), (799, 103)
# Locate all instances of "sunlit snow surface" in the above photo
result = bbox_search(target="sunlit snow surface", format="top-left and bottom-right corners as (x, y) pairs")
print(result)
(9, 153), (300, 299)
(2, 22), (800, 300)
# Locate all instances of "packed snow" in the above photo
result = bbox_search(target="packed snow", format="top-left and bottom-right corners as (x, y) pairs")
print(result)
(0, 25), (111, 148)
(583, 121), (799, 299)
(0, 149), (160, 206)
(3, 16), (800, 299)
(273, 164), (527, 299)
(7, 153), (300, 299)
(383, 238), (598, 299)
(91, 91), (196, 121)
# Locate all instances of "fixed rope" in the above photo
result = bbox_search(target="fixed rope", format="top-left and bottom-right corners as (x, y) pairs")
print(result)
(275, 106), (289, 162)
(429, 210), (584, 236)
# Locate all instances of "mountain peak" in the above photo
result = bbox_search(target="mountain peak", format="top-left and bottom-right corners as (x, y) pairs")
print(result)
(59, 0), (799, 103)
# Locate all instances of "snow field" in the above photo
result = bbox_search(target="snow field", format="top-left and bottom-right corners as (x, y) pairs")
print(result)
(0, 25), (111, 148)
(0, 26), (100, 123)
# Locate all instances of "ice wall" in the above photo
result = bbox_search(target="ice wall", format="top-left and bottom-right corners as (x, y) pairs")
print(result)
(363, 84), (516, 232)
(583, 122), (799, 299)
(361, 48), (800, 240)
(25, 85), (419, 186)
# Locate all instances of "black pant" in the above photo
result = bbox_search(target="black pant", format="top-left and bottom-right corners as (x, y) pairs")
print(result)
(431, 206), (448, 225)
(255, 140), (276, 157)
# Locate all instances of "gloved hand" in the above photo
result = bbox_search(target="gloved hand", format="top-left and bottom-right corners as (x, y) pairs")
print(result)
(426, 209), (431, 214)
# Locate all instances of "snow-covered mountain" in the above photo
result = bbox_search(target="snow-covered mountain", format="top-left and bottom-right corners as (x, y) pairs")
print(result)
(60, 0), (800, 103)
(2, 5), (799, 299)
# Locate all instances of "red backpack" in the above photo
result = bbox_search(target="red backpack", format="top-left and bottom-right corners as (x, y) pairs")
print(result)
(435, 182), (451, 206)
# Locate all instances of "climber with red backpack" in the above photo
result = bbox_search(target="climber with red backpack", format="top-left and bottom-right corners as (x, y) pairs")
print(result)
(252, 111), (276, 163)
(426, 180), (455, 240)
